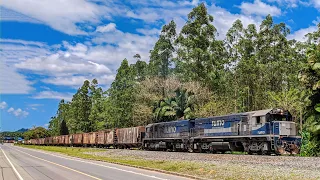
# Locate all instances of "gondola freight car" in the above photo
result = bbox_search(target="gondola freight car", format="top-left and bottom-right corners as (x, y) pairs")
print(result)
(115, 126), (145, 148)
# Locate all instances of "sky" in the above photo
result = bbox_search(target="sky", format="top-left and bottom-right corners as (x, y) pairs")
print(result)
(0, 0), (320, 131)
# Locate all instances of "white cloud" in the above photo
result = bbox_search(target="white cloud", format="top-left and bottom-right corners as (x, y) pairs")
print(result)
(311, 0), (320, 8)
(0, 39), (50, 64)
(96, 23), (116, 33)
(28, 104), (43, 111)
(267, 0), (300, 8)
(240, 0), (282, 16)
(0, 102), (8, 109)
(137, 28), (161, 35)
(0, 6), (42, 23)
(7, 107), (14, 113)
(42, 75), (115, 87)
(207, 4), (262, 39)
(7, 107), (29, 118)
(288, 26), (318, 41)
(15, 53), (112, 76)
(2, 0), (108, 35)
(0, 60), (34, 94)
(33, 91), (73, 101)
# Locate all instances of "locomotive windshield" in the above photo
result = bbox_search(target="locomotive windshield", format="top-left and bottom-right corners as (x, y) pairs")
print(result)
(270, 112), (292, 122)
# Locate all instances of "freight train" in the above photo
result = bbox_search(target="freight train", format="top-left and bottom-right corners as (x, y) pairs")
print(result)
(25, 108), (301, 155)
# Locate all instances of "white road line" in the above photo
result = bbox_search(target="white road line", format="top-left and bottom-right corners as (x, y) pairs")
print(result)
(12, 147), (102, 180)
(12, 146), (169, 180)
(0, 147), (24, 180)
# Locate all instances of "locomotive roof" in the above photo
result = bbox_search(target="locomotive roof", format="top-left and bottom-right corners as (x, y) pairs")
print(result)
(248, 109), (273, 117)
(146, 119), (191, 127)
(198, 108), (279, 120)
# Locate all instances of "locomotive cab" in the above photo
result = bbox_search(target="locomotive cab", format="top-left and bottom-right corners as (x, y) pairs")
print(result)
(268, 109), (297, 136)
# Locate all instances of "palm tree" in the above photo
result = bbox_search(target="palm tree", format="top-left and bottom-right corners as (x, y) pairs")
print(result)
(152, 87), (196, 122)
(153, 98), (177, 122)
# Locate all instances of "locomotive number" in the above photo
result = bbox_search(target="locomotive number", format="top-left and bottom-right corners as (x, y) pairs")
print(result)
(212, 120), (225, 127)
(164, 126), (177, 133)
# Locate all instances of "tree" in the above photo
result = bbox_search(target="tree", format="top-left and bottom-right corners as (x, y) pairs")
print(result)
(131, 58), (148, 82)
(48, 99), (70, 136)
(153, 87), (196, 122)
(89, 79), (105, 131)
(268, 88), (310, 132)
(149, 20), (176, 79)
(60, 119), (69, 135)
(48, 116), (59, 136)
(300, 24), (320, 155)
(107, 59), (137, 128)
(24, 127), (49, 140)
(153, 97), (177, 122)
(175, 3), (225, 89)
(68, 80), (92, 133)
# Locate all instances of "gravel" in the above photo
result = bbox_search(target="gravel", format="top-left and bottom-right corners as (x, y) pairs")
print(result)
(86, 149), (320, 180)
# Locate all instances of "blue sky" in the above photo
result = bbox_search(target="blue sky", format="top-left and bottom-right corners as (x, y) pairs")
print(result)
(0, 0), (319, 131)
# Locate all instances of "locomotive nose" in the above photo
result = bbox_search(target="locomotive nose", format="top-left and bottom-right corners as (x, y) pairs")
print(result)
(277, 142), (300, 155)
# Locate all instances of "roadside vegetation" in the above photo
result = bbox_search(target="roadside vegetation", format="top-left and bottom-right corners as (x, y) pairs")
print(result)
(21, 3), (320, 156)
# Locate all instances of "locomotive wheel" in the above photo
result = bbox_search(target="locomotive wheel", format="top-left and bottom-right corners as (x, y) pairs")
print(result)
(262, 150), (269, 155)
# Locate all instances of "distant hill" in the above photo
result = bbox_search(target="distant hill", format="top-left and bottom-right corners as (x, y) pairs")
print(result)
(16, 128), (28, 133)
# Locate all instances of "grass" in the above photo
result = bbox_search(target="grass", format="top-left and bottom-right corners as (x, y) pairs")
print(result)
(16, 145), (311, 180)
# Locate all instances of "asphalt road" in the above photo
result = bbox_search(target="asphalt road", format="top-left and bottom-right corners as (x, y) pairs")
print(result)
(0, 144), (191, 180)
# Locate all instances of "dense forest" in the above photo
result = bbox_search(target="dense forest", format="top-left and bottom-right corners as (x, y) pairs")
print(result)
(25, 4), (320, 156)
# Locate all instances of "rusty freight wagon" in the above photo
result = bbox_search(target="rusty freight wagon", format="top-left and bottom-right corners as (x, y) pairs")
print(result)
(106, 130), (115, 147)
(57, 136), (64, 145)
(64, 135), (70, 145)
(83, 133), (90, 146)
(115, 126), (145, 148)
(89, 132), (98, 146)
(52, 136), (59, 145)
(39, 138), (45, 145)
(58, 135), (69, 145)
(97, 131), (106, 147)
(71, 133), (83, 146)
(96, 130), (115, 148)
(30, 139), (37, 145)
(47, 137), (53, 145)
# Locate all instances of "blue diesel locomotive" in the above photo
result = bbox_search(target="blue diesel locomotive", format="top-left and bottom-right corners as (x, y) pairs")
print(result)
(143, 108), (301, 155)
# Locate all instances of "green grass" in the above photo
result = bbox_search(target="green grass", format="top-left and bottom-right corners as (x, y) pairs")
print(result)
(16, 145), (309, 180)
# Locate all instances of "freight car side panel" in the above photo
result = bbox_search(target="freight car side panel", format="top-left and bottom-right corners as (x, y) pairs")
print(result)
(83, 133), (89, 145)
(106, 130), (114, 144)
(89, 132), (97, 145)
(39, 138), (45, 145)
(97, 131), (106, 144)
(58, 136), (64, 145)
(53, 136), (58, 144)
(63, 135), (70, 145)
(48, 137), (53, 145)
(72, 134), (83, 144)
(116, 126), (145, 145)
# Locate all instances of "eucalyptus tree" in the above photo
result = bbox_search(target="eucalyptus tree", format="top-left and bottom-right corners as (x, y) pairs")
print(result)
(149, 20), (177, 79)
(175, 3), (225, 89)
(68, 80), (92, 133)
(107, 59), (137, 128)
(89, 79), (105, 131)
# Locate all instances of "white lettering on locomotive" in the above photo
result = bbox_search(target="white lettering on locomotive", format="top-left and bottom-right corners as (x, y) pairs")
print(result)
(164, 126), (177, 133)
(212, 120), (225, 127)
